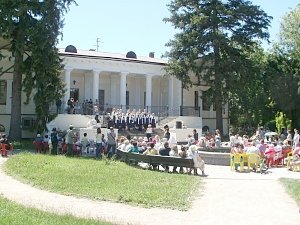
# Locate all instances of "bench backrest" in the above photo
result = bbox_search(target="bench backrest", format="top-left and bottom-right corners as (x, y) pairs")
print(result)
(116, 148), (194, 168)
(148, 155), (194, 168)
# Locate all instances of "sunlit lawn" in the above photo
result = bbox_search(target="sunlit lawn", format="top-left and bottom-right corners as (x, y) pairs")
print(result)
(4, 153), (201, 210)
(280, 178), (300, 205)
(0, 195), (116, 225)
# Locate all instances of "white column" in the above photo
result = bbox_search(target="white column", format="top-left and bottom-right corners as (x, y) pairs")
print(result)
(168, 76), (174, 115)
(110, 77), (116, 106)
(64, 67), (72, 108)
(6, 79), (13, 113)
(120, 72), (128, 111)
(146, 75), (152, 112)
(92, 69), (101, 102)
(135, 77), (140, 106)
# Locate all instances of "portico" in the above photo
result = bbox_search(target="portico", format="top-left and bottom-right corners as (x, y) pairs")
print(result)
(60, 48), (180, 114)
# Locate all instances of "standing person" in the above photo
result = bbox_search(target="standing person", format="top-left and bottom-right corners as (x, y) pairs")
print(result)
(50, 128), (58, 155)
(65, 125), (76, 156)
(163, 126), (170, 141)
(193, 129), (199, 144)
(293, 129), (299, 149)
(107, 127), (117, 159)
(95, 114), (100, 123)
(95, 128), (103, 159)
(287, 129), (293, 146)
(56, 99), (62, 114)
(81, 133), (90, 154)
(146, 124), (153, 141)
(33, 133), (43, 153)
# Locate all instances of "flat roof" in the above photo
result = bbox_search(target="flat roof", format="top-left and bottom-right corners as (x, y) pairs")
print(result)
(58, 48), (167, 65)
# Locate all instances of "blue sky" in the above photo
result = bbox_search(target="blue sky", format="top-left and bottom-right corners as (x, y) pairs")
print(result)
(58, 0), (299, 58)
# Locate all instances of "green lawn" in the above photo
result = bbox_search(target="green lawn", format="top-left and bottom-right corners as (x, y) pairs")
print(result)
(0, 195), (116, 225)
(4, 153), (201, 210)
(280, 178), (300, 205)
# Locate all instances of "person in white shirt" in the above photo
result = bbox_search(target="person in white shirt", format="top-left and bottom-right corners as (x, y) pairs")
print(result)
(81, 133), (90, 154)
(293, 129), (299, 149)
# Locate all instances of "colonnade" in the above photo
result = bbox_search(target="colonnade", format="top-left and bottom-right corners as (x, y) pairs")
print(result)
(63, 68), (161, 112)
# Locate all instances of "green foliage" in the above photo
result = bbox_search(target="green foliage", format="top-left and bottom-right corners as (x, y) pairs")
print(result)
(229, 45), (275, 129)
(265, 119), (276, 132)
(164, 0), (271, 134)
(0, 196), (116, 225)
(0, 0), (76, 139)
(275, 112), (292, 133)
(280, 4), (300, 54)
(264, 46), (300, 128)
(4, 153), (201, 210)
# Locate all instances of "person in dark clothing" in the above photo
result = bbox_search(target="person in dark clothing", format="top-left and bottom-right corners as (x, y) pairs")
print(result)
(159, 141), (171, 172)
(50, 128), (58, 155)
(56, 99), (62, 114)
(163, 127), (170, 141)
(95, 114), (100, 123)
(193, 129), (199, 143)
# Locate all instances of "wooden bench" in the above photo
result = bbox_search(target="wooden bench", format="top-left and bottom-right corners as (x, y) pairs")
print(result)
(116, 148), (194, 173)
(148, 155), (194, 169)
(125, 152), (151, 165)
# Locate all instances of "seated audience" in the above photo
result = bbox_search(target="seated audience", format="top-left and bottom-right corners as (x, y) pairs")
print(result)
(128, 141), (139, 153)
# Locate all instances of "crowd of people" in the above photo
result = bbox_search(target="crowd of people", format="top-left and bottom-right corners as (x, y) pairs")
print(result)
(227, 127), (300, 171)
(105, 108), (157, 131)
(116, 125), (205, 175)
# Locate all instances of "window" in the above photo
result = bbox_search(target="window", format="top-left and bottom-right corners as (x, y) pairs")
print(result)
(202, 93), (211, 111)
(0, 80), (7, 105)
(22, 117), (36, 130)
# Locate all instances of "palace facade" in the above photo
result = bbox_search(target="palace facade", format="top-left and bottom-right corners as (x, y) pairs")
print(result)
(0, 45), (229, 138)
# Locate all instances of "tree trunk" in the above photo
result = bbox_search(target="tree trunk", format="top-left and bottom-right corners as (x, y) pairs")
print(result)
(215, 84), (224, 136)
(9, 48), (23, 141)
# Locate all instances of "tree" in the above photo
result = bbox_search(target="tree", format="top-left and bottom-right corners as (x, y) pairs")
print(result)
(264, 46), (300, 128)
(164, 0), (271, 135)
(229, 44), (274, 131)
(0, 0), (76, 140)
(280, 4), (300, 54)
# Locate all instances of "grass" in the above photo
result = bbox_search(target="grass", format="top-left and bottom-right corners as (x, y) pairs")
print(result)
(280, 178), (300, 205)
(4, 153), (201, 210)
(0, 195), (116, 225)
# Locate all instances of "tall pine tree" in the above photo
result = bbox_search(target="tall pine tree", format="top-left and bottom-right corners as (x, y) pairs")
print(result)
(0, 0), (76, 140)
(164, 0), (271, 135)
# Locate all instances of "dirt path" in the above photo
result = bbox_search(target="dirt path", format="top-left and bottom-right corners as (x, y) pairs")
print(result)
(0, 157), (299, 225)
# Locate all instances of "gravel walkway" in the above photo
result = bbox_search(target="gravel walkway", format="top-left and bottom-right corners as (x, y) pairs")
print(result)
(0, 156), (300, 225)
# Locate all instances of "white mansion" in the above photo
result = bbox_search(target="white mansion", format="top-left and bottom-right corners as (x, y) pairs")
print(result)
(0, 44), (229, 138)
